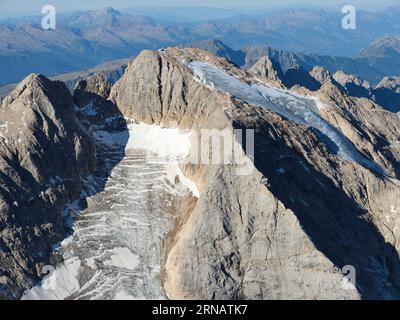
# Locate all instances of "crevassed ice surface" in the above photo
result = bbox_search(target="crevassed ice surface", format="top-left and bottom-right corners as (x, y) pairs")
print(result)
(23, 124), (196, 300)
(189, 61), (385, 175)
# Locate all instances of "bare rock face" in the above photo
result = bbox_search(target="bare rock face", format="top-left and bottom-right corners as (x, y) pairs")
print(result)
(2, 47), (400, 300)
(0, 74), (96, 298)
(373, 77), (400, 112)
(74, 74), (112, 109)
(249, 56), (325, 91)
(110, 49), (231, 130)
(310, 66), (332, 84)
(316, 81), (400, 173)
(283, 64), (321, 90)
(377, 77), (400, 93)
(73, 74), (124, 130)
(332, 71), (372, 98)
(248, 55), (282, 82)
(109, 48), (400, 299)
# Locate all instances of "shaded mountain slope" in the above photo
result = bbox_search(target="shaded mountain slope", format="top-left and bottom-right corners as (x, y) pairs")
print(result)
(2, 47), (400, 300)
(0, 75), (96, 298)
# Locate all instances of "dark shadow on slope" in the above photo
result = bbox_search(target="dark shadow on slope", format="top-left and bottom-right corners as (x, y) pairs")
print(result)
(1, 76), (129, 299)
(373, 87), (400, 113)
(283, 65), (321, 91)
(12, 87), (130, 300)
(67, 89), (129, 228)
(238, 120), (400, 299)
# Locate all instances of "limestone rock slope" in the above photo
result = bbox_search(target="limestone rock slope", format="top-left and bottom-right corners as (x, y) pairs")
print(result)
(2, 47), (400, 300)
(0, 75), (96, 298)
(109, 48), (400, 299)
(248, 55), (284, 88)
(249, 55), (400, 113)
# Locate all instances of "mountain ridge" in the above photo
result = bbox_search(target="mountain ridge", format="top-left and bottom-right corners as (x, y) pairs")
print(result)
(1, 6), (400, 85)
(0, 73), (96, 298)
(3, 47), (400, 299)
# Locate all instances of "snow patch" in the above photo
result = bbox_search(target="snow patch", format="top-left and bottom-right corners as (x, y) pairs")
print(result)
(166, 163), (200, 198)
(94, 122), (193, 162)
(52, 235), (73, 252)
(81, 102), (98, 116)
(104, 247), (140, 271)
(22, 258), (81, 300)
(126, 123), (192, 160)
(309, 96), (326, 111)
(113, 290), (136, 300)
(49, 176), (63, 186)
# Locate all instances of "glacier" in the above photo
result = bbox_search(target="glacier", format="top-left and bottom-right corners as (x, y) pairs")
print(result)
(189, 61), (385, 175)
(22, 122), (199, 300)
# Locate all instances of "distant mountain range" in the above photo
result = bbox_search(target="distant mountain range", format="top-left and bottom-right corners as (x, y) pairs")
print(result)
(1, 6), (400, 85)
(0, 57), (129, 100)
(1, 38), (400, 105)
(184, 39), (400, 85)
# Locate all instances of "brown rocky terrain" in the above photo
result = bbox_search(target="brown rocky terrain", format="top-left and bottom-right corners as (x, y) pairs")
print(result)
(110, 48), (400, 299)
(0, 75), (96, 299)
(1, 47), (400, 300)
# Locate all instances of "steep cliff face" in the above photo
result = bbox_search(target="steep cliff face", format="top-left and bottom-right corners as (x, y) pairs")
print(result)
(2, 47), (400, 300)
(110, 50), (231, 130)
(109, 48), (400, 299)
(0, 75), (96, 298)
(248, 55), (283, 85)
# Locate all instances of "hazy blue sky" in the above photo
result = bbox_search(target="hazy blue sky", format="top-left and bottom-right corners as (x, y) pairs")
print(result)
(1, 0), (399, 17)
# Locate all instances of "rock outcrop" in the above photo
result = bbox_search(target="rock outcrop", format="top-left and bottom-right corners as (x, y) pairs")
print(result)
(110, 48), (400, 299)
(310, 66), (332, 85)
(2, 47), (400, 300)
(0, 74), (96, 298)
(248, 56), (282, 82)
(332, 71), (372, 98)
(374, 77), (400, 112)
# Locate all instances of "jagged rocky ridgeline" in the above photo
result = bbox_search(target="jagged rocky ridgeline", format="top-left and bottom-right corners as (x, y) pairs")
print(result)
(2, 47), (400, 300)
(0, 75), (96, 298)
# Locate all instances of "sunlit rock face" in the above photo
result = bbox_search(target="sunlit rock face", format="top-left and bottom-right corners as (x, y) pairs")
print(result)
(4, 47), (400, 300)
(114, 48), (400, 300)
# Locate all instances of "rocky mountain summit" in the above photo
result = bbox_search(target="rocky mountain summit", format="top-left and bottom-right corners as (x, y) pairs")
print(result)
(248, 56), (283, 84)
(0, 75), (95, 298)
(250, 55), (400, 113)
(1, 47), (400, 300)
(124, 48), (400, 299)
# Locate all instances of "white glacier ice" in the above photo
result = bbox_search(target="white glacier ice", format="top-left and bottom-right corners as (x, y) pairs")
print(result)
(22, 258), (81, 300)
(103, 247), (140, 270)
(189, 61), (385, 175)
(22, 121), (199, 300)
(125, 123), (193, 161)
